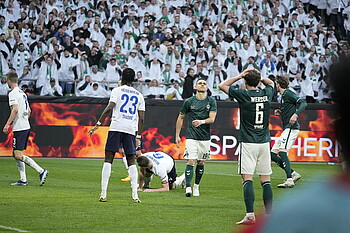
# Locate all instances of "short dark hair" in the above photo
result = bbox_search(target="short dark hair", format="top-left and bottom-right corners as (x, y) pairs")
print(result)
(196, 77), (207, 84)
(121, 68), (135, 85)
(244, 70), (260, 87)
(137, 156), (150, 167)
(276, 75), (289, 88)
(7, 72), (18, 84)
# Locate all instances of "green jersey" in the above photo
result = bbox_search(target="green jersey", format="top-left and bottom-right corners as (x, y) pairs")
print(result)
(280, 89), (307, 130)
(179, 96), (217, 141)
(229, 85), (274, 143)
(112, 53), (126, 65)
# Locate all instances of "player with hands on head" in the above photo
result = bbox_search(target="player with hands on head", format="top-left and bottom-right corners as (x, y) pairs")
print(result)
(219, 68), (274, 225)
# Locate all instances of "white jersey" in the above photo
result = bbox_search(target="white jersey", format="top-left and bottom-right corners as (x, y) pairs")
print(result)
(109, 85), (145, 135)
(143, 151), (174, 182)
(8, 87), (30, 132)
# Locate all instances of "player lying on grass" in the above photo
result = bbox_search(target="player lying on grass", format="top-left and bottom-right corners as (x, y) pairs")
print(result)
(136, 151), (185, 192)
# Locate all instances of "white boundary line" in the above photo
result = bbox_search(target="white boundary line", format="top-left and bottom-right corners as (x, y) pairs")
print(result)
(0, 225), (30, 232)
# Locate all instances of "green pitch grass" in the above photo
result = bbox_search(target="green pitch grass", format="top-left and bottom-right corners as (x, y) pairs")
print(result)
(0, 158), (340, 233)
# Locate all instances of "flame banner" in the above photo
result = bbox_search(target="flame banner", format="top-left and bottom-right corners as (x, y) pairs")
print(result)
(0, 97), (339, 162)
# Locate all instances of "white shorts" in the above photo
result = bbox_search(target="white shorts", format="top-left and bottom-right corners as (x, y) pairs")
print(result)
(238, 142), (272, 175)
(272, 128), (300, 151)
(184, 139), (210, 161)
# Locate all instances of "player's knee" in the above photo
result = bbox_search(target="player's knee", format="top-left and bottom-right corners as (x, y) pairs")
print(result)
(271, 149), (279, 154)
(104, 150), (115, 163)
(197, 160), (204, 165)
(125, 154), (136, 166)
(187, 159), (195, 165)
(12, 151), (23, 160)
(259, 175), (271, 183)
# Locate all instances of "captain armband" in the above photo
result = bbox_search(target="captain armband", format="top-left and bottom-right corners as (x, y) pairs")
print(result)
(161, 181), (169, 184)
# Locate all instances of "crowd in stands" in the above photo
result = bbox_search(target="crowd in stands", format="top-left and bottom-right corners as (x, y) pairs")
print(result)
(0, 0), (349, 103)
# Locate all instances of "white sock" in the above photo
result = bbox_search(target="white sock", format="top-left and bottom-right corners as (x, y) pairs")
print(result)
(143, 176), (152, 186)
(22, 155), (44, 174)
(174, 173), (185, 187)
(16, 160), (27, 182)
(128, 165), (138, 199)
(246, 212), (255, 217)
(101, 162), (112, 197)
(122, 157), (129, 170)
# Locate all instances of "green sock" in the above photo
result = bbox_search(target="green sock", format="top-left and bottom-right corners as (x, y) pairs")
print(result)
(195, 164), (204, 185)
(279, 151), (292, 178)
(271, 152), (294, 173)
(243, 180), (255, 213)
(271, 151), (283, 168)
(262, 181), (273, 215)
(185, 164), (194, 187)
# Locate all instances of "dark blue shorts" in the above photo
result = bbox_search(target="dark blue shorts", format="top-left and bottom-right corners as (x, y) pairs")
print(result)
(105, 131), (136, 155)
(13, 129), (30, 151)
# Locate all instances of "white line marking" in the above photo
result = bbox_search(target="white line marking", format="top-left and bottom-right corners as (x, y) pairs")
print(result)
(0, 225), (30, 232)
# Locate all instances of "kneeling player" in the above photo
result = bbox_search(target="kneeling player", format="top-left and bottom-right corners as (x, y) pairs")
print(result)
(137, 151), (185, 192)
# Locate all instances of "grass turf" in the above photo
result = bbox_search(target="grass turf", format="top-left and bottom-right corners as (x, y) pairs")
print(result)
(0, 158), (340, 233)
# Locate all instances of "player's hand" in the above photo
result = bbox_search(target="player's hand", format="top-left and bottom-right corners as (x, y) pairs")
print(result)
(289, 113), (298, 125)
(192, 120), (205, 127)
(241, 68), (258, 78)
(88, 126), (98, 136)
(3, 124), (10, 134)
(136, 138), (141, 149)
(175, 135), (181, 148)
(274, 109), (282, 116)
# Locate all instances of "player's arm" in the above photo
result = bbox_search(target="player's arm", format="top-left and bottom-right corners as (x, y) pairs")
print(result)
(175, 113), (185, 148)
(88, 102), (116, 136)
(192, 111), (217, 127)
(218, 68), (256, 94)
(138, 167), (145, 191)
(3, 104), (18, 134)
(290, 98), (307, 124)
(28, 106), (31, 117)
(261, 76), (275, 88)
(144, 181), (170, 192)
(136, 109), (145, 148)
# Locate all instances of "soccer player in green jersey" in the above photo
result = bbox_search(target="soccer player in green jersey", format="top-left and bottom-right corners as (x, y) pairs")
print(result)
(175, 78), (217, 197)
(219, 69), (274, 225)
(271, 75), (307, 188)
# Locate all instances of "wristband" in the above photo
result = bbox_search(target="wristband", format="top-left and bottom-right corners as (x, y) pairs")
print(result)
(161, 181), (169, 184)
(136, 135), (142, 139)
(96, 121), (102, 126)
(200, 120), (206, 124)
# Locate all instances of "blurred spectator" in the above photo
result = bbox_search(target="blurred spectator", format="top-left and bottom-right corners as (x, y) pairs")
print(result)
(0, 50), (10, 77)
(80, 82), (110, 98)
(0, 76), (10, 95)
(36, 54), (60, 94)
(0, 0), (347, 102)
(58, 49), (78, 95)
(41, 79), (63, 96)
(165, 80), (183, 100)
(145, 79), (165, 99)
